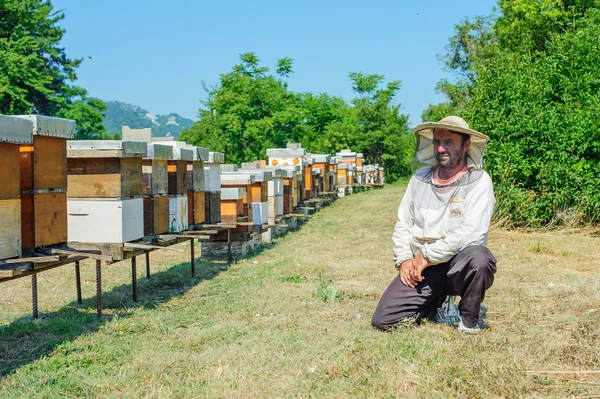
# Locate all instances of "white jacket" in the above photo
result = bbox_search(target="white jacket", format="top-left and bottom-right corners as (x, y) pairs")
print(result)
(392, 166), (495, 265)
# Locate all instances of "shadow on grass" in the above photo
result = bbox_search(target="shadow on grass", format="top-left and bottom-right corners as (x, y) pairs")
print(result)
(0, 257), (230, 378)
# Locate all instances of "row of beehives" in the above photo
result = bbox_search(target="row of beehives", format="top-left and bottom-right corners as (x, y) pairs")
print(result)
(0, 115), (385, 261)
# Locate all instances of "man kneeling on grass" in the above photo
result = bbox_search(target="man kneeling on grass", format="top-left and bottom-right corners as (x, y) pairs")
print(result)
(371, 116), (497, 334)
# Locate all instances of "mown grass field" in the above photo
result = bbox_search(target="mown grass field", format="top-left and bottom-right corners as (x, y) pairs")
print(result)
(1, 183), (599, 398)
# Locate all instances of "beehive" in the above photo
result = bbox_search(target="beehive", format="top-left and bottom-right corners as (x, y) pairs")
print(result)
(0, 115), (34, 259)
(185, 146), (209, 227)
(220, 187), (246, 224)
(237, 169), (272, 226)
(142, 143), (172, 236)
(220, 173), (255, 232)
(66, 140), (146, 243)
(16, 115), (75, 252)
(203, 152), (224, 224)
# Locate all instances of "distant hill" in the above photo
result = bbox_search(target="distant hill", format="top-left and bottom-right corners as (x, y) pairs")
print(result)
(103, 101), (194, 138)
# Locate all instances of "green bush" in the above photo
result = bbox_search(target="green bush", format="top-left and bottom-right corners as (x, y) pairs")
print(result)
(464, 15), (600, 226)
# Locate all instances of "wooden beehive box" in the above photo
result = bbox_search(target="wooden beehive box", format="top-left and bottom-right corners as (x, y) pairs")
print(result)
(0, 115), (34, 259)
(141, 143), (171, 236)
(266, 168), (285, 220)
(347, 165), (355, 186)
(142, 143), (172, 196)
(168, 147), (194, 195)
(186, 146), (209, 192)
(238, 169), (272, 225)
(313, 157), (331, 193)
(338, 164), (348, 187)
(66, 140), (146, 244)
(303, 158), (314, 201)
(221, 173), (255, 231)
(205, 193), (221, 225)
(67, 141), (146, 198)
(17, 115), (74, 191)
(356, 153), (364, 167)
(221, 187), (246, 224)
(16, 115), (74, 252)
(144, 195), (169, 236)
(188, 191), (206, 227)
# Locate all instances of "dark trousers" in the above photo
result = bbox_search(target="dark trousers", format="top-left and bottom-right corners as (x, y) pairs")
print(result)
(372, 245), (497, 330)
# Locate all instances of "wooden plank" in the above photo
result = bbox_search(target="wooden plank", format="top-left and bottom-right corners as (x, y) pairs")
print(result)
(2, 255), (59, 264)
(0, 262), (31, 278)
(123, 242), (184, 253)
(0, 199), (21, 260)
(157, 234), (211, 240)
(51, 248), (112, 261)
(1, 143), (21, 200)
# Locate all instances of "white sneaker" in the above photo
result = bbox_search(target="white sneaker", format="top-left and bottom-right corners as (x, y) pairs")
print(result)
(457, 319), (481, 334)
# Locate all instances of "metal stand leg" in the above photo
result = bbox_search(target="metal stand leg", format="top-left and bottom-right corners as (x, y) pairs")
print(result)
(75, 261), (82, 304)
(227, 228), (232, 262)
(132, 256), (138, 302)
(145, 251), (151, 279)
(190, 238), (195, 277)
(32, 273), (39, 319)
(95, 260), (102, 319)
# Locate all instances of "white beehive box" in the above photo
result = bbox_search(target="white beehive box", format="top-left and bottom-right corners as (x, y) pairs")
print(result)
(251, 202), (269, 225)
(169, 195), (188, 233)
(67, 198), (144, 243)
(204, 152), (224, 193)
(204, 165), (222, 192)
(266, 148), (306, 169)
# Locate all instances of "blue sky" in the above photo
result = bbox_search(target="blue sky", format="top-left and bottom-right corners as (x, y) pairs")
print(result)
(53, 0), (498, 126)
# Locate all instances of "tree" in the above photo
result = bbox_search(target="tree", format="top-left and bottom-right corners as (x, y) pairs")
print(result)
(424, 0), (600, 226)
(0, 0), (106, 137)
(348, 72), (413, 180)
(181, 53), (302, 165)
(182, 54), (413, 181)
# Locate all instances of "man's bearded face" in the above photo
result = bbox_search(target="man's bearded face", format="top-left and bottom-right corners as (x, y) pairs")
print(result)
(432, 129), (469, 169)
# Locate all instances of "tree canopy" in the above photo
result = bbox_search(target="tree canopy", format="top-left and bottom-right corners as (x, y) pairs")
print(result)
(181, 53), (413, 181)
(0, 0), (106, 138)
(425, 0), (600, 226)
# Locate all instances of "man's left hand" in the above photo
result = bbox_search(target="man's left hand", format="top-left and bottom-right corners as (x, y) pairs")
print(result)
(411, 253), (430, 283)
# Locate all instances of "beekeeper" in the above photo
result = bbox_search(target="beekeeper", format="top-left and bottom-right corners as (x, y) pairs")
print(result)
(371, 116), (497, 333)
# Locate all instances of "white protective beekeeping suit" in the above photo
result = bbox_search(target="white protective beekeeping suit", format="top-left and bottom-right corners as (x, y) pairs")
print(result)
(393, 116), (496, 266)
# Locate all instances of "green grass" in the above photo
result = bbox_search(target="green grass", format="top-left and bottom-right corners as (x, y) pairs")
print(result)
(1, 182), (599, 398)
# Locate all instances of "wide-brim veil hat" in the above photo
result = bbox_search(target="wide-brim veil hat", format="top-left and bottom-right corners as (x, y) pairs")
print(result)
(411, 116), (490, 170)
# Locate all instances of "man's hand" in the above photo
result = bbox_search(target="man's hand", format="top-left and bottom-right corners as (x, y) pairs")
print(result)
(411, 253), (430, 283)
(399, 259), (418, 288)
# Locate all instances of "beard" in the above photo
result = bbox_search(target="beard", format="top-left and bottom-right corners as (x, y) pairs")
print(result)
(435, 147), (465, 168)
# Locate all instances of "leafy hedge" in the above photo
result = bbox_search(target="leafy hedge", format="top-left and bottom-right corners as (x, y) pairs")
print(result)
(464, 15), (600, 226)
